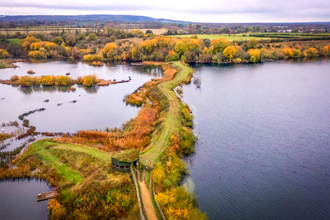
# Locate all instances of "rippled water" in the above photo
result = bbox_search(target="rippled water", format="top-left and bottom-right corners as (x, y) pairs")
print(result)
(182, 59), (330, 220)
(0, 61), (162, 133)
(0, 180), (52, 220)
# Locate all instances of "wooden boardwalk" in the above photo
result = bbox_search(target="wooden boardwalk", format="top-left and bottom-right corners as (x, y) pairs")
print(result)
(36, 190), (57, 202)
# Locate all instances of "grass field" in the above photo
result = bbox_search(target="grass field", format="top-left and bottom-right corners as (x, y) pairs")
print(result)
(140, 62), (193, 167)
(19, 140), (114, 184)
(169, 34), (273, 41)
(8, 38), (21, 44)
(126, 28), (167, 35)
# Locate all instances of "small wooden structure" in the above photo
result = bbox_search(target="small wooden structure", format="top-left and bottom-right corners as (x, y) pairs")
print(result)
(36, 189), (57, 202)
(111, 150), (139, 173)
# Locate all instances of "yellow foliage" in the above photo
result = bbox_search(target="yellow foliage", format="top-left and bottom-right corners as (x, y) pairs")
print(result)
(45, 42), (58, 50)
(48, 199), (66, 220)
(248, 49), (261, 62)
(28, 50), (46, 59)
(168, 50), (176, 58)
(211, 38), (229, 53)
(174, 38), (203, 55)
(232, 58), (242, 63)
(223, 46), (237, 61)
(0, 49), (10, 58)
(83, 53), (103, 62)
(102, 42), (118, 54)
(304, 47), (318, 57)
(153, 164), (166, 185)
(30, 42), (42, 50)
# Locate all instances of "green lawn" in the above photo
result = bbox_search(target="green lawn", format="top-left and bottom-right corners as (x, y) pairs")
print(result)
(169, 34), (273, 41)
(8, 38), (21, 44)
(21, 140), (83, 184)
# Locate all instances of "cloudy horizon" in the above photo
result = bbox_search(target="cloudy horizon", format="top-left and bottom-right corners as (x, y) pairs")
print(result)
(1, 0), (330, 23)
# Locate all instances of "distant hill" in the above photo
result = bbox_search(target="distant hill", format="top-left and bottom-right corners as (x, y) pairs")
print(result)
(0, 14), (188, 23)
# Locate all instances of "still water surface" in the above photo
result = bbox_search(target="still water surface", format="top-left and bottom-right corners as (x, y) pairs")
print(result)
(0, 61), (162, 133)
(182, 59), (330, 220)
(0, 180), (51, 220)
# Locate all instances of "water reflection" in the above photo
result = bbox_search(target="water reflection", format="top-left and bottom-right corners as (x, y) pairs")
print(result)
(183, 59), (330, 220)
(0, 179), (52, 220)
(0, 61), (163, 133)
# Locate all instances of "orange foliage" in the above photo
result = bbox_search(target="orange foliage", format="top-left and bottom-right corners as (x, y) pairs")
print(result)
(60, 105), (158, 151)
(164, 68), (177, 80)
(283, 48), (294, 58)
(323, 46), (329, 55)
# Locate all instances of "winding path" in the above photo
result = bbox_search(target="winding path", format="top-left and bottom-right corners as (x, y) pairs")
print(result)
(137, 62), (193, 219)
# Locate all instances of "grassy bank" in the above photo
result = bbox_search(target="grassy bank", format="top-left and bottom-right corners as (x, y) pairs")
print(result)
(140, 61), (193, 167)
(0, 60), (16, 69)
(1, 140), (139, 219)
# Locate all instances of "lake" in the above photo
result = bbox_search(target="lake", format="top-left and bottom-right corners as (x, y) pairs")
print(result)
(0, 179), (52, 220)
(182, 59), (330, 220)
(0, 61), (162, 133)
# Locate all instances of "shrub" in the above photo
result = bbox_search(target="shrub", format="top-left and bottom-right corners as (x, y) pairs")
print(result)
(87, 33), (97, 42)
(19, 76), (35, 87)
(283, 48), (294, 58)
(10, 75), (20, 81)
(41, 75), (56, 86)
(28, 51), (46, 59)
(55, 76), (75, 86)
(81, 75), (99, 86)
(293, 49), (302, 57)
(83, 53), (103, 62)
(304, 47), (319, 57)
(0, 49), (10, 58)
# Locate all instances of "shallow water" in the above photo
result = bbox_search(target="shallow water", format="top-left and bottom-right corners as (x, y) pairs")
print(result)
(182, 59), (330, 220)
(0, 179), (52, 220)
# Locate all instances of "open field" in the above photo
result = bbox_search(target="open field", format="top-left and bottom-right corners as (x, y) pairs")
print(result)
(0, 27), (167, 35)
(0, 27), (94, 35)
(8, 38), (21, 44)
(140, 61), (193, 167)
(126, 28), (167, 35)
(249, 32), (330, 40)
(168, 34), (273, 41)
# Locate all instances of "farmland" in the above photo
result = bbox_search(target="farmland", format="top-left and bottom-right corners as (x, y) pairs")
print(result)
(168, 33), (273, 41)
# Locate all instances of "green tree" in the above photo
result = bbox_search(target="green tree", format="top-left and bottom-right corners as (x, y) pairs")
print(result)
(64, 33), (77, 46)
(87, 33), (97, 42)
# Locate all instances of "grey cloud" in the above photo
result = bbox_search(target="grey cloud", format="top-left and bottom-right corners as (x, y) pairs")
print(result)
(1, 0), (329, 22)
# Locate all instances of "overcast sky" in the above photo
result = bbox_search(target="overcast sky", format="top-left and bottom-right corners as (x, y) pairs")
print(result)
(1, 0), (330, 23)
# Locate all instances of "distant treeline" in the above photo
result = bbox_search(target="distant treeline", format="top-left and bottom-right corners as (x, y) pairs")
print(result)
(0, 30), (329, 64)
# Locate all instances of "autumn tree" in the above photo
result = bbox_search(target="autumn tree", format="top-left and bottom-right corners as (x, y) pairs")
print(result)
(0, 49), (10, 58)
(64, 33), (77, 46)
(48, 199), (66, 220)
(51, 36), (63, 45)
(247, 39), (258, 49)
(283, 48), (294, 58)
(87, 33), (97, 42)
(223, 46), (237, 61)
(211, 38), (229, 53)
(304, 47), (318, 57)
(248, 49), (261, 63)
(293, 48), (302, 57)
